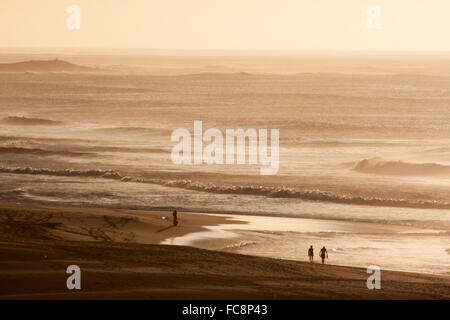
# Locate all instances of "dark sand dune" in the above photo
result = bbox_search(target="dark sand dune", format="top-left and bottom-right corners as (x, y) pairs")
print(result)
(0, 202), (448, 300)
(0, 59), (100, 73)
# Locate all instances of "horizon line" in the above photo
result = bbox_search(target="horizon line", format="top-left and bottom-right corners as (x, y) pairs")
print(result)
(1, 46), (450, 57)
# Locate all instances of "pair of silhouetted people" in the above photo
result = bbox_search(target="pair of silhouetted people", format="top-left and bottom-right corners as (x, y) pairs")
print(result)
(308, 245), (328, 264)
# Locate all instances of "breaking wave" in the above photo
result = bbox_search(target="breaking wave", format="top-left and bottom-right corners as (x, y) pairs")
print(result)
(353, 158), (450, 176)
(156, 179), (450, 210)
(1, 166), (450, 210)
(0, 167), (133, 181)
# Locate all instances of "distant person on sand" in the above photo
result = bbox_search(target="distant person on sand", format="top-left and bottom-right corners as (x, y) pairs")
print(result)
(319, 246), (328, 264)
(172, 210), (178, 226)
(308, 245), (314, 262)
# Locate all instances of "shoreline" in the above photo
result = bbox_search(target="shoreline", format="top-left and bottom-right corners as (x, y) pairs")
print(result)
(0, 201), (449, 299)
(0, 201), (246, 244)
(1, 201), (448, 276)
(1, 240), (449, 299)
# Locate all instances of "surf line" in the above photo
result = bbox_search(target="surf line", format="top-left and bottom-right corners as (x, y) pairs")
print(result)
(171, 120), (279, 175)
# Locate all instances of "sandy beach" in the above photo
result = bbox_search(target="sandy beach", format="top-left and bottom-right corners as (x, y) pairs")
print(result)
(0, 202), (448, 300)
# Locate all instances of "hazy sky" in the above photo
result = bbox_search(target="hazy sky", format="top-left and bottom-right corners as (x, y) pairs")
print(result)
(1, 0), (450, 52)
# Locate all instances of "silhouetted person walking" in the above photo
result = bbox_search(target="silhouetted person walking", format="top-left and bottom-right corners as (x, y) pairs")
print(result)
(308, 245), (314, 262)
(319, 246), (328, 264)
(173, 210), (178, 226)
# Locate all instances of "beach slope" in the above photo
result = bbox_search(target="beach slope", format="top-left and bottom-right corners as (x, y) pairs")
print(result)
(0, 203), (448, 299)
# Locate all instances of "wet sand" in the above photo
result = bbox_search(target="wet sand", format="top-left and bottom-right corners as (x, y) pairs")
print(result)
(0, 202), (449, 299)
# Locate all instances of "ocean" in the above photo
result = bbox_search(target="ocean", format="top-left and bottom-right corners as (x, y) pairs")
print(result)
(0, 53), (449, 275)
